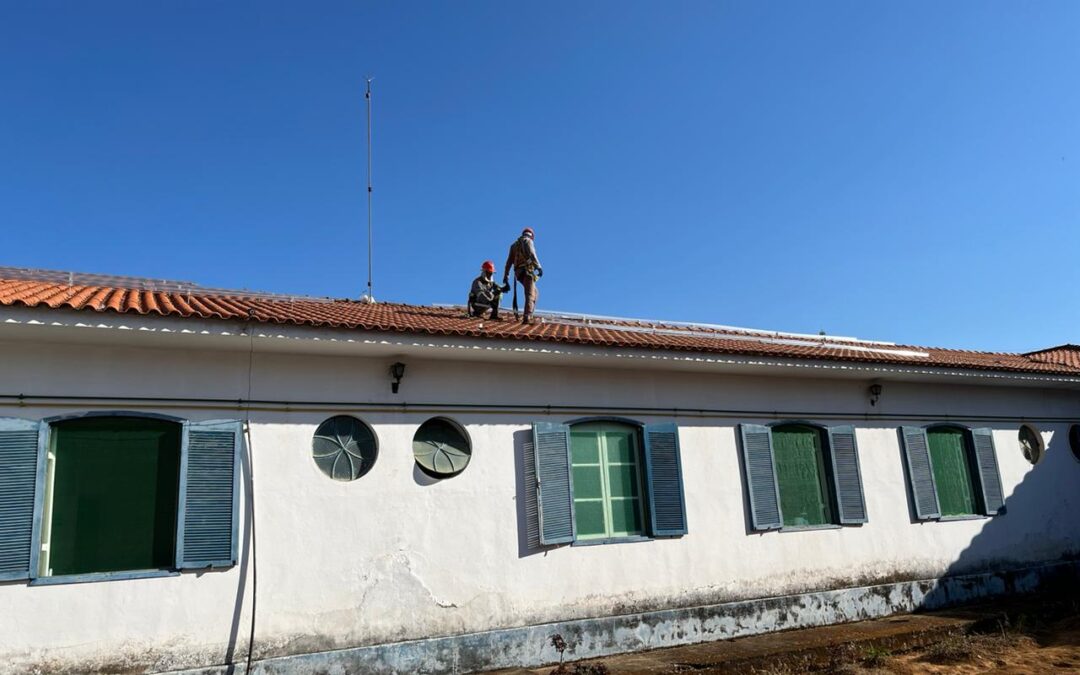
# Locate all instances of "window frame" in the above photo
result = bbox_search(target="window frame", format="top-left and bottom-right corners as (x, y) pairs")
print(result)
(412, 416), (471, 479)
(531, 416), (688, 547)
(0, 410), (242, 586)
(924, 424), (981, 518)
(568, 420), (649, 543)
(767, 421), (840, 530)
(899, 423), (1005, 521)
(738, 421), (867, 532)
(29, 411), (188, 585)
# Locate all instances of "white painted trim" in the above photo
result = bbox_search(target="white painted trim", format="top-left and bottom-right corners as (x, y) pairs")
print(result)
(1, 306), (1078, 387)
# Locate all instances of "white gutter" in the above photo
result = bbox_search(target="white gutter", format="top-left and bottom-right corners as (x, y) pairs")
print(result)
(2, 305), (1079, 387)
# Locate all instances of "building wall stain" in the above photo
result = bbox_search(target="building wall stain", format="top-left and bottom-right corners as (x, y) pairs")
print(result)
(10, 561), (1075, 675)
(150, 561), (1080, 675)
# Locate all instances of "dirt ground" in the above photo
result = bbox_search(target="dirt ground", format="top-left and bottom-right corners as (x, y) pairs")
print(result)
(493, 594), (1080, 675)
(862, 617), (1080, 675)
(757, 615), (1080, 674)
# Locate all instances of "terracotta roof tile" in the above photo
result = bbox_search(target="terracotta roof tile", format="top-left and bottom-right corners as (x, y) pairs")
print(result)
(1024, 345), (1080, 370)
(1, 275), (1078, 376)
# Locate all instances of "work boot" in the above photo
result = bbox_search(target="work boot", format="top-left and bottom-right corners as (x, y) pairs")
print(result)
(489, 310), (502, 321)
(521, 315), (532, 325)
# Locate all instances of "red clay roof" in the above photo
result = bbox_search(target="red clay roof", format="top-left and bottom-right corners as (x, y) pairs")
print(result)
(0, 274), (1077, 377)
(1024, 345), (1080, 370)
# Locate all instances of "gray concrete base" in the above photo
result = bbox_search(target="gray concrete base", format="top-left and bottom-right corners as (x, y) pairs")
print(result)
(175, 560), (1078, 675)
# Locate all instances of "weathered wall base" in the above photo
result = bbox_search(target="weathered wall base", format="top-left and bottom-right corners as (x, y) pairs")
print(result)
(169, 560), (1078, 675)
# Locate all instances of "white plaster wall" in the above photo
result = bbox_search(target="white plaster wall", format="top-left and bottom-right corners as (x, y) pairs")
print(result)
(1, 337), (1079, 672)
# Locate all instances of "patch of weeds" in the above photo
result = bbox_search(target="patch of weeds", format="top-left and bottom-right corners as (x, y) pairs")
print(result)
(920, 629), (1036, 666)
(568, 664), (609, 675)
(920, 631), (977, 664)
(551, 662), (609, 675)
(547, 634), (608, 675)
(859, 645), (892, 668)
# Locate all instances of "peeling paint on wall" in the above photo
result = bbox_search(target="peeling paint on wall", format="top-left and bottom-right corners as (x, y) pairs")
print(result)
(160, 561), (1079, 675)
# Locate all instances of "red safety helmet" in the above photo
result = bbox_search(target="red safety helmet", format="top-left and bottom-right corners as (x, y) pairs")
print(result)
(522, 227), (534, 238)
(481, 260), (495, 273)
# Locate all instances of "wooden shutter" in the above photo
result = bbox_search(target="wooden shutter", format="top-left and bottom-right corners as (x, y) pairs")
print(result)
(969, 428), (1005, 515)
(522, 435), (544, 551)
(827, 425), (868, 524)
(900, 426), (941, 520)
(739, 424), (782, 530)
(532, 422), (575, 545)
(643, 423), (688, 537)
(177, 419), (242, 569)
(0, 418), (42, 581)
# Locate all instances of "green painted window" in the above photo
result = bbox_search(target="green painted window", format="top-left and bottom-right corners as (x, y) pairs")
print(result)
(40, 417), (181, 577)
(927, 427), (978, 516)
(772, 424), (834, 527)
(570, 422), (645, 540)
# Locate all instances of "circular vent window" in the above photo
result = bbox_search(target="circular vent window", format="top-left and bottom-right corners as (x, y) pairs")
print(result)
(312, 416), (378, 481)
(1018, 425), (1043, 465)
(413, 418), (471, 478)
(1070, 425), (1080, 464)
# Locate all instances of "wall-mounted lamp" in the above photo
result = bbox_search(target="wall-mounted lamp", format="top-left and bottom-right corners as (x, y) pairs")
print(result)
(390, 362), (406, 394)
(869, 383), (883, 407)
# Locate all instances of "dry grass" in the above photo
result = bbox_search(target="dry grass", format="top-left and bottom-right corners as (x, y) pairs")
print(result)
(747, 625), (1046, 675)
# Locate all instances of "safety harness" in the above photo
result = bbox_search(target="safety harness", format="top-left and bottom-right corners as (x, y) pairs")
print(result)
(509, 235), (539, 320)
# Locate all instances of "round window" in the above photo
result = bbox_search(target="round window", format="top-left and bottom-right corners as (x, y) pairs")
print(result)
(413, 418), (471, 478)
(312, 416), (378, 481)
(1070, 425), (1080, 464)
(1018, 425), (1043, 465)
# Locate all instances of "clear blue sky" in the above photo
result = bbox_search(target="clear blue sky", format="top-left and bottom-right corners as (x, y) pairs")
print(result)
(2, 2), (1078, 352)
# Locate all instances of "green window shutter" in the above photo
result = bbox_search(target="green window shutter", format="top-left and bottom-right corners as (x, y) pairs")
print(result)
(522, 436), (544, 550)
(900, 426), (941, 520)
(0, 418), (42, 581)
(532, 422), (576, 545)
(643, 423), (688, 537)
(969, 428), (1005, 516)
(177, 419), (241, 569)
(827, 425), (868, 524)
(739, 424), (782, 530)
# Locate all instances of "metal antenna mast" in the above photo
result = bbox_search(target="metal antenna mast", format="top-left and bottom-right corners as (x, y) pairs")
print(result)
(361, 77), (376, 303)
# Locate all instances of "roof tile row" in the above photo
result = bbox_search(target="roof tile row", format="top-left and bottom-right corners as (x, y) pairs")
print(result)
(2, 276), (1078, 376)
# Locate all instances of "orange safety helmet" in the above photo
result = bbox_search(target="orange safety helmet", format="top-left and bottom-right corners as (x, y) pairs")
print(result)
(481, 260), (496, 273)
(522, 227), (534, 238)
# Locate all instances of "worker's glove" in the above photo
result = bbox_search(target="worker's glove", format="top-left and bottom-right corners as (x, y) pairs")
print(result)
(536, 267), (543, 278)
(500, 283), (511, 294)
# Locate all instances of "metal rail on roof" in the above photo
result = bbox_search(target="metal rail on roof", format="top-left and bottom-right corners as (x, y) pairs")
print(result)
(530, 308), (896, 346)
(0, 267), (334, 303)
(536, 317), (929, 358)
(433, 304), (927, 358)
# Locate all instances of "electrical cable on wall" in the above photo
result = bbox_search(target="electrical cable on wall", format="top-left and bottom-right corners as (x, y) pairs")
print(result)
(243, 312), (258, 674)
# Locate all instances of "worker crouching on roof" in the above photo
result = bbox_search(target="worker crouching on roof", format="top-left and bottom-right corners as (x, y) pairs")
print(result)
(503, 227), (543, 324)
(468, 260), (509, 320)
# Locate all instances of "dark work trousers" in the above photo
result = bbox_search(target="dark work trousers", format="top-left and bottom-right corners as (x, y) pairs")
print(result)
(516, 270), (538, 320)
(470, 301), (500, 319)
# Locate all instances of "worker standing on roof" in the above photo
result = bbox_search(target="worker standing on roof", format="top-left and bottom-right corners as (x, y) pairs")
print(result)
(503, 227), (543, 324)
(468, 260), (509, 320)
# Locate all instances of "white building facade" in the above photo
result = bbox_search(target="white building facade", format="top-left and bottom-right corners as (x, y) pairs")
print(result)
(1, 283), (1079, 674)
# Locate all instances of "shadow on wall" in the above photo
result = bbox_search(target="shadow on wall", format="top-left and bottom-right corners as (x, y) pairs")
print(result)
(223, 428), (254, 674)
(917, 426), (1080, 611)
